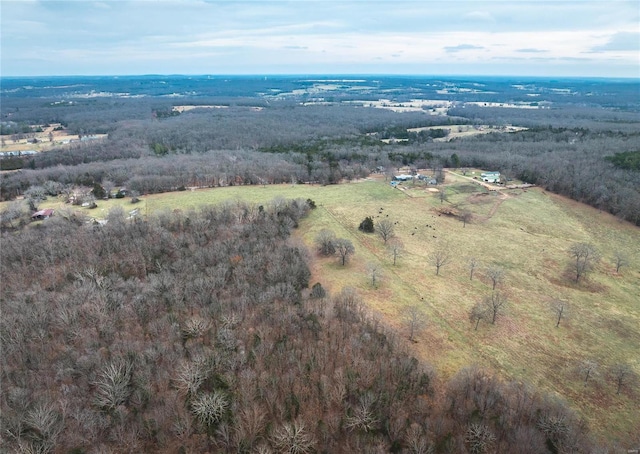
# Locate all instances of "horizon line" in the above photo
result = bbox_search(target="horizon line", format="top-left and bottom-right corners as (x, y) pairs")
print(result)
(2, 73), (639, 81)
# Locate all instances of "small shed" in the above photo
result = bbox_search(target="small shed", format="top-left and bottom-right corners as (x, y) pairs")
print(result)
(31, 208), (54, 220)
(481, 171), (501, 183)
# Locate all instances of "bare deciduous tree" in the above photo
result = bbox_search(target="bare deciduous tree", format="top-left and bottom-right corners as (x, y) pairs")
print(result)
(191, 391), (229, 429)
(483, 292), (507, 324)
(569, 243), (600, 283)
(375, 218), (395, 244)
(271, 420), (315, 454)
(438, 187), (447, 204)
(613, 251), (628, 273)
(102, 179), (116, 198)
(578, 360), (598, 386)
(93, 360), (133, 411)
(429, 243), (451, 276)
(486, 265), (505, 290)
(334, 238), (355, 266)
(315, 229), (336, 256)
(235, 405), (268, 449)
(24, 402), (64, 450)
(345, 392), (379, 433)
(403, 304), (427, 341)
(173, 360), (206, 398)
(537, 414), (570, 452)
(366, 262), (382, 288)
(0, 200), (27, 230)
(610, 363), (638, 395)
(405, 423), (432, 454)
(468, 257), (479, 281)
(24, 185), (47, 212)
(465, 423), (495, 454)
(460, 210), (473, 227)
(551, 299), (568, 328)
(388, 238), (404, 266)
(469, 302), (488, 330)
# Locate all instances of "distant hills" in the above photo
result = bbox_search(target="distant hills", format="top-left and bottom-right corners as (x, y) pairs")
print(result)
(2, 75), (638, 110)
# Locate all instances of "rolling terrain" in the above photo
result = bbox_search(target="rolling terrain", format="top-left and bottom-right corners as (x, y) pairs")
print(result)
(2, 74), (639, 450)
(14, 173), (639, 444)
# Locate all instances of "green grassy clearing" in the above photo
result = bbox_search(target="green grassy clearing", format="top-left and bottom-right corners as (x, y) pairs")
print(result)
(11, 175), (640, 443)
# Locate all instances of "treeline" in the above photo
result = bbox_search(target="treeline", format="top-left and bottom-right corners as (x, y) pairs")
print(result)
(2, 101), (640, 225)
(0, 104), (449, 199)
(0, 148), (375, 201)
(447, 105), (640, 132)
(0, 201), (601, 453)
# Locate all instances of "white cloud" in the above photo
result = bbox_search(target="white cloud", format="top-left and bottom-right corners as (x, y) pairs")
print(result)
(464, 11), (495, 22)
(590, 31), (640, 52)
(1, 0), (639, 77)
(444, 44), (485, 53)
(516, 48), (549, 54)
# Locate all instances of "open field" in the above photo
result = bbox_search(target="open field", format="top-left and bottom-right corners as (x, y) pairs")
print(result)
(407, 123), (527, 141)
(304, 178), (640, 444)
(1, 123), (107, 153)
(15, 175), (640, 443)
(171, 105), (264, 112)
(364, 99), (451, 114)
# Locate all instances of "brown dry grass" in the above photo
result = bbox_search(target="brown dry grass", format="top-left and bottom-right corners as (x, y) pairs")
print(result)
(294, 176), (640, 444)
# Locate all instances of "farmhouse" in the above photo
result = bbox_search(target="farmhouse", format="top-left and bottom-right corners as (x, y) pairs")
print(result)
(481, 171), (501, 183)
(417, 174), (438, 184)
(31, 208), (54, 220)
(393, 174), (413, 181)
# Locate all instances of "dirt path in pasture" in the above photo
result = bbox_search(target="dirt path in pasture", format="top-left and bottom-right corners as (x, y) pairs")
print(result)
(444, 169), (534, 222)
(466, 191), (512, 223)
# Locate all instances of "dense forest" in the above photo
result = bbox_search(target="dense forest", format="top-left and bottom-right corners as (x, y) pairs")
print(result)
(1, 201), (599, 453)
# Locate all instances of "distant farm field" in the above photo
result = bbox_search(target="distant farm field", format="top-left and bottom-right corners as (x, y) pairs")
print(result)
(19, 174), (640, 443)
(407, 123), (527, 141)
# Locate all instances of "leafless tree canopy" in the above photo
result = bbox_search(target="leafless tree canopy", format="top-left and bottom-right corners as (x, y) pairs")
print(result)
(551, 299), (568, 327)
(334, 238), (355, 265)
(486, 265), (505, 291)
(375, 218), (395, 244)
(613, 251), (629, 273)
(429, 243), (451, 276)
(569, 242), (600, 283)
(366, 262), (383, 288)
(468, 257), (480, 281)
(484, 292), (508, 324)
(0, 199), (606, 452)
(578, 360), (599, 386)
(469, 302), (489, 330)
(403, 304), (427, 341)
(388, 238), (404, 266)
(460, 210), (473, 227)
(315, 228), (337, 256)
(0, 78), (637, 452)
(610, 363), (638, 395)
(438, 188), (447, 204)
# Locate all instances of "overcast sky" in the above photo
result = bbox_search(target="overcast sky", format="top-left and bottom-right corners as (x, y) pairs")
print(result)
(1, 0), (639, 77)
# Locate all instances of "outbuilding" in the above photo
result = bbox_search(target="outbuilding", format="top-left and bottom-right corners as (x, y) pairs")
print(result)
(481, 171), (501, 183)
(31, 208), (54, 220)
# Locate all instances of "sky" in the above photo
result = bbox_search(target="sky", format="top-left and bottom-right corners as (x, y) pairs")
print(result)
(1, 0), (639, 78)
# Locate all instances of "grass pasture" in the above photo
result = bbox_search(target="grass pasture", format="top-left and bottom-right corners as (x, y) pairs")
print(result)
(15, 175), (640, 444)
